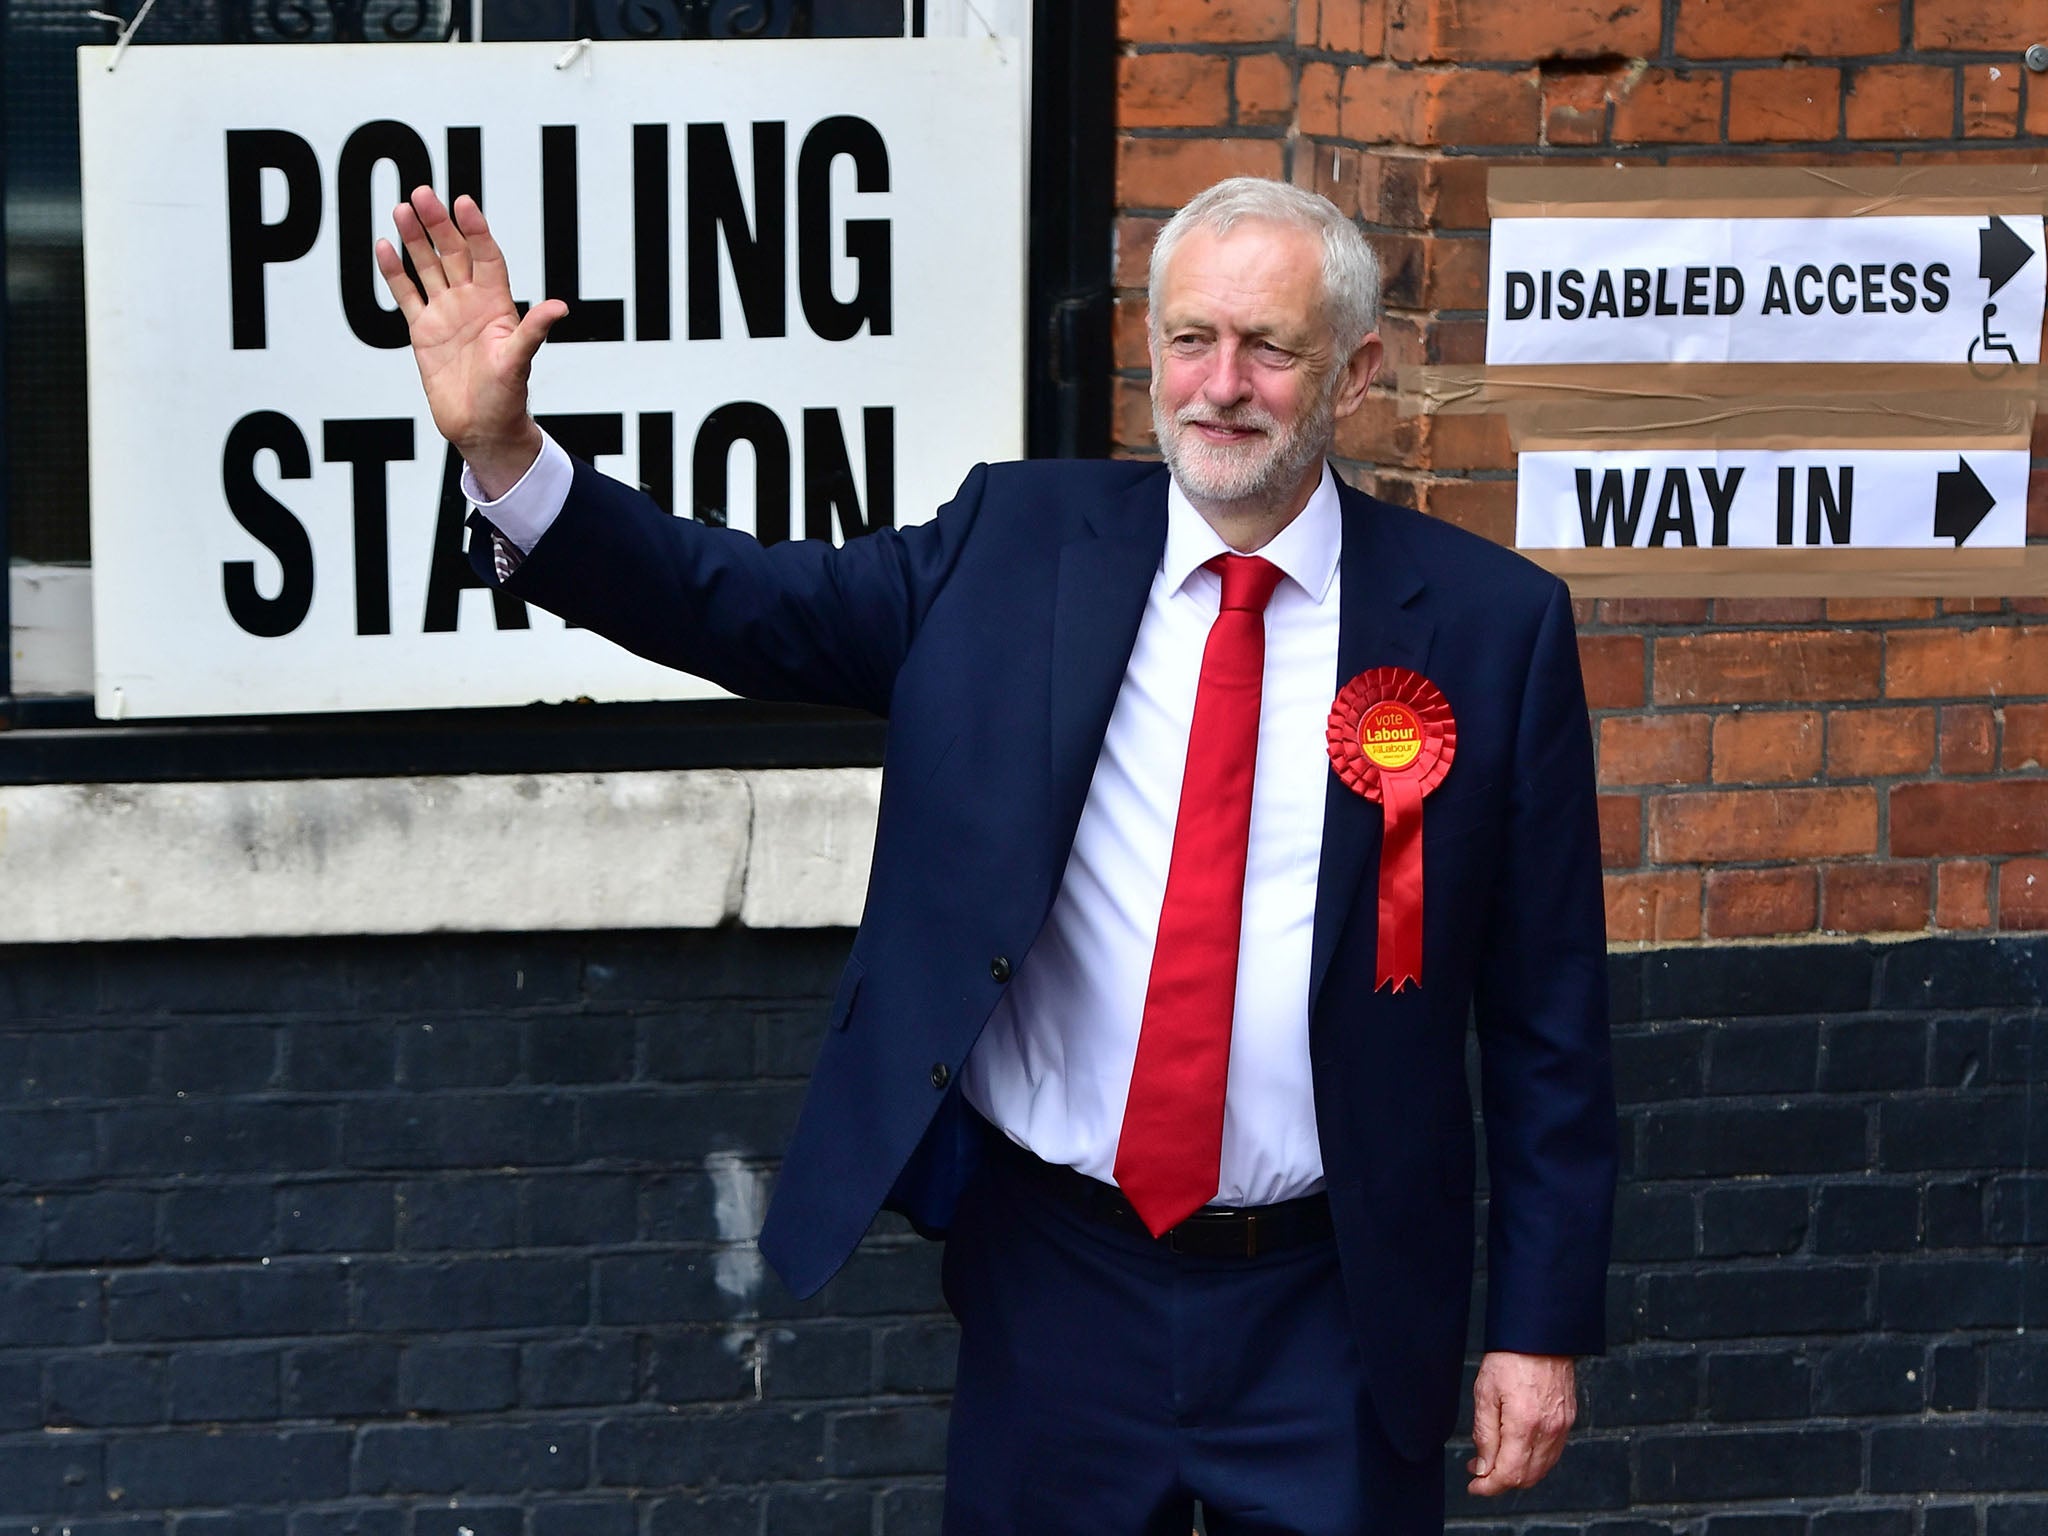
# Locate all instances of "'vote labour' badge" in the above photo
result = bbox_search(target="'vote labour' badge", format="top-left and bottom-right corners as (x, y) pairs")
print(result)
(1326, 667), (1457, 993)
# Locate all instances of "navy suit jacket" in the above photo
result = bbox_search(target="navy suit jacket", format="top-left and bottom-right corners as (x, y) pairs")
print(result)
(479, 455), (1617, 1459)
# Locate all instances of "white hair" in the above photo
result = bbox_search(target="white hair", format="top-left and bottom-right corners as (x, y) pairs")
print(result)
(1147, 178), (1381, 352)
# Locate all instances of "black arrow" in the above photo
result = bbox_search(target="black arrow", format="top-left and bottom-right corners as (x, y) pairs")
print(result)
(1980, 214), (2036, 299)
(1934, 457), (1996, 546)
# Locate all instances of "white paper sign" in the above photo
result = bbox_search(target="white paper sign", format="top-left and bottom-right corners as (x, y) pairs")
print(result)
(79, 39), (1025, 719)
(1486, 215), (2045, 367)
(1516, 448), (2030, 550)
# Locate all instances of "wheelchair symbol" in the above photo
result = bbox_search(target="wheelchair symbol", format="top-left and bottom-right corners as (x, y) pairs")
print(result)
(1967, 303), (2021, 369)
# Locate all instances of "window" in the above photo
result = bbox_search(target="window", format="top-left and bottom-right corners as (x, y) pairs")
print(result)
(0, 0), (1111, 771)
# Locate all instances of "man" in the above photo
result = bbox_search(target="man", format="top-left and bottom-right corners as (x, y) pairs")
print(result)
(378, 176), (1615, 1534)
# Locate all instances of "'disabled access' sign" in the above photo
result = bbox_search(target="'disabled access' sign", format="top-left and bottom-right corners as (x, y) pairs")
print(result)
(1486, 214), (2044, 368)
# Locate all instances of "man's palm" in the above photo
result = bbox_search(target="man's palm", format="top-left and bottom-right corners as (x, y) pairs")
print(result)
(409, 281), (533, 447)
(375, 186), (566, 493)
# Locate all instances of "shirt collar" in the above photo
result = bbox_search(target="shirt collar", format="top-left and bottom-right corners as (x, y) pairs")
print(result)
(1162, 461), (1343, 606)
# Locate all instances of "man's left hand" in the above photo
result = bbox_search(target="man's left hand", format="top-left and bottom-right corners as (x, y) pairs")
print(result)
(1465, 1351), (1577, 1496)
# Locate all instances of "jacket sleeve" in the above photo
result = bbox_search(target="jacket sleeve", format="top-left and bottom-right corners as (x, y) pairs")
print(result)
(1470, 579), (1618, 1357)
(465, 455), (992, 717)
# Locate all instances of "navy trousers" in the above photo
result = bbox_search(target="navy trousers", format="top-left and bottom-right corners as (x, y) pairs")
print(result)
(939, 1140), (1446, 1535)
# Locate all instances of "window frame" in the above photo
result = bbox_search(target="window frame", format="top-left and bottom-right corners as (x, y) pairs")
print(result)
(0, 0), (1112, 782)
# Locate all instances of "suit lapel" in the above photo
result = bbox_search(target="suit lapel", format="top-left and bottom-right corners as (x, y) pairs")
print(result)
(1309, 479), (1435, 1014)
(1048, 469), (1169, 843)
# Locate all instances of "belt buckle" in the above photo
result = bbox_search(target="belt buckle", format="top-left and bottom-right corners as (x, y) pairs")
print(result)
(1164, 1208), (1259, 1258)
(1243, 1211), (1258, 1258)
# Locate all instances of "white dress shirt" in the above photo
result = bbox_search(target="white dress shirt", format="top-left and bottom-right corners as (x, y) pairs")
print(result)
(961, 469), (1339, 1205)
(469, 438), (1341, 1205)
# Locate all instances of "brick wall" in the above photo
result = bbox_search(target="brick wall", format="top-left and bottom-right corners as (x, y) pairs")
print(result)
(1484, 935), (2048, 1536)
(0, 932), (954, 1533)
(0, 932), (2041, 1530)
(1113, 0), (2048, 942)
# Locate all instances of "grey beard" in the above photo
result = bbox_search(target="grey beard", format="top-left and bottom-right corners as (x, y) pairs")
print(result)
(1152, 388), (1336, 509)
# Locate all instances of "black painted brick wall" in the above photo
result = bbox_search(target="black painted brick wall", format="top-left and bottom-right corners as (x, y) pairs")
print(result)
(0, 931), (947, 1535)
(0, 931), (2041, 1534)
(1453, 936), (2048, 1536)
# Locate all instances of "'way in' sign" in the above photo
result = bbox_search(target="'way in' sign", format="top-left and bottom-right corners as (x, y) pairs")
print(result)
(1515, 449), (2030, 550)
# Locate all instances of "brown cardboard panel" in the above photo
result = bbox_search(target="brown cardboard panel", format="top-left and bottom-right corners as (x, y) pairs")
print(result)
(1530, 547), (2048, 597)
(1448, 164), (2047, 596)
(1512, 408), (2031, 450)
(1489, 165), (2048, 221)
(1408, 364), (2048, 415)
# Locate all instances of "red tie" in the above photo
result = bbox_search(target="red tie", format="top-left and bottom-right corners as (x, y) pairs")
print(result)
(1115, 552), (1286, 1237)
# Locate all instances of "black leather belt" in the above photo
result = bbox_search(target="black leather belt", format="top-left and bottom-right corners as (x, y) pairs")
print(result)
(987, 1127), (1334, 1258)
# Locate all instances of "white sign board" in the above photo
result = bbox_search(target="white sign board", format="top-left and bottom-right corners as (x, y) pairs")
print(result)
(1516, 448), (2030, 551)
(79, 39), (1025, 719)
(1486, 215), (2045, 367)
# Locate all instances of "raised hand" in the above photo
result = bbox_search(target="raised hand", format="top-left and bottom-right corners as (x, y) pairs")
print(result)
(375, 186), (569, 499)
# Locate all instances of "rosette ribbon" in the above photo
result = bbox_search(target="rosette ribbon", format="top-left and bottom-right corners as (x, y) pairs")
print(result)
(1326, 667), (1458, 992)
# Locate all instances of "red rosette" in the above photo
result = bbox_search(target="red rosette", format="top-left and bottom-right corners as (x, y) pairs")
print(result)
(1325, 667), (1457, 803)
(1325, 667), (1457, 994)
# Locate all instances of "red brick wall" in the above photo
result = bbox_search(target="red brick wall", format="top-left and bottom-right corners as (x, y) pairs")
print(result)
(1112, 0), (2048, 942)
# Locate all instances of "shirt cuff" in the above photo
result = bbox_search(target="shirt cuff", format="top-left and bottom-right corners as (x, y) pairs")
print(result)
(460, 432), (574, 555)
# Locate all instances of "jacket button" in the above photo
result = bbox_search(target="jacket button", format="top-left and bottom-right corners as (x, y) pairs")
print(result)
(930, 1062), (951, 1090)
(990, 955), (1012, 983)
